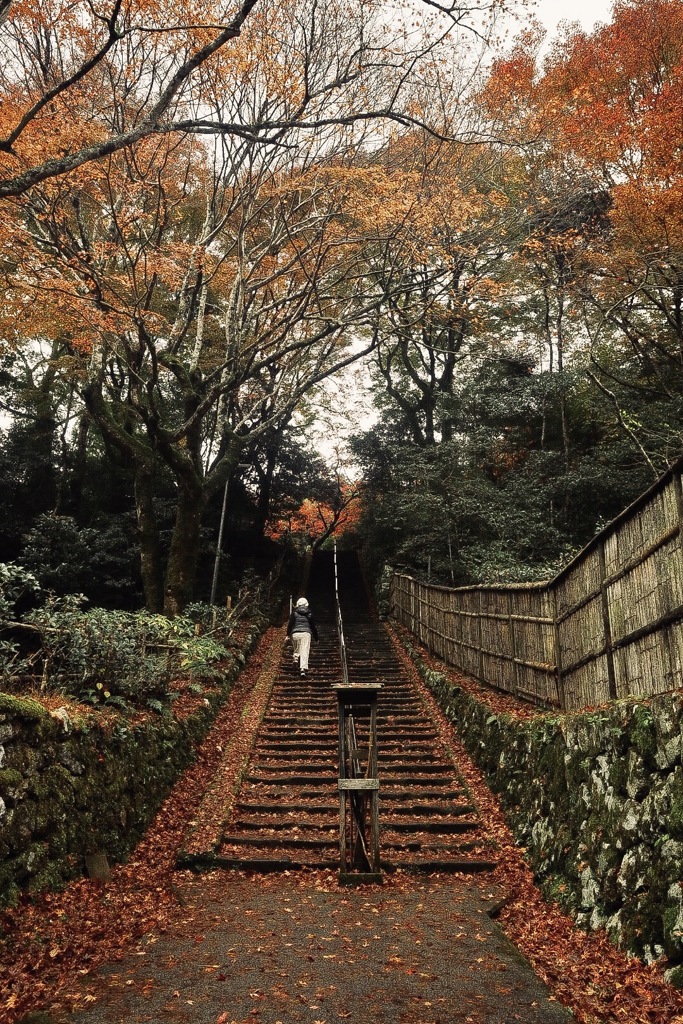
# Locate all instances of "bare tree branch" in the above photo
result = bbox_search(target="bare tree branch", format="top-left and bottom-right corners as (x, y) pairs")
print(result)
(0, 0), (259, 199)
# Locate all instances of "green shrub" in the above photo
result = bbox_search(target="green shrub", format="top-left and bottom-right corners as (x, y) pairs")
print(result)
(20, 601), (231, 709)
(0, 562), (41, 684)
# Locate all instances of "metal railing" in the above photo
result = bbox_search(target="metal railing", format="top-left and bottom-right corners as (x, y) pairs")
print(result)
(333, 543), (350, 687)
(333, 542), (381, 883)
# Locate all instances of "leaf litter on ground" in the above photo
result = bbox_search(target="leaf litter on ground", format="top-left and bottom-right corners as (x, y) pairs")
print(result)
(386, 623), (683, 1024)
(2, 622), (683, 1024)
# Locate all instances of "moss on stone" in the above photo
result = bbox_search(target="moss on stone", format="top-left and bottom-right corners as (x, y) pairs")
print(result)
(540, 873), (578, 914)
(398, 631), (683, 968)
(28, 860), (69, 894)
(0, 693), (50, 721)
(30, 765), (75, 811)
(0, 767), (23, 799)
(667, 771), (683, 838)
(608, 756), (628, 795)
(4, 800), (37, 850)
(666, 964), (683, 989)
(6, 746), (43, 775)
(628, 705), (657, 766)
(0, 860), (20, 906)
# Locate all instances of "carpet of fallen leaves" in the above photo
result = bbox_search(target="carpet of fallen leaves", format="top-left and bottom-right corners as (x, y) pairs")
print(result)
(3, 621), (683, 1024)
(181, 630), (285, 858)
(0, 626), (284, 1024)
(386, 624), (683, 1024)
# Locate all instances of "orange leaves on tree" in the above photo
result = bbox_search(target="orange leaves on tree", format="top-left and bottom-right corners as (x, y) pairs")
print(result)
(266, 483), (362, 548)
(485, 0), (683, 243)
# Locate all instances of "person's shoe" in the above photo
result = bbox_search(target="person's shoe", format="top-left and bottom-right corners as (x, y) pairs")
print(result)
(300, 668), (307, 677)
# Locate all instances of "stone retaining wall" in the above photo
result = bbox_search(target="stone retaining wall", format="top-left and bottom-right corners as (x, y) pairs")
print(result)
(0, 622), (262, 906)
(405, 641), (683, 981)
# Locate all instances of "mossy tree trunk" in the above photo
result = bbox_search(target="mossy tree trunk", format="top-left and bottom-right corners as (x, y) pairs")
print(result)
(135, 460), (164, 613)
(163, 481), (205, 617)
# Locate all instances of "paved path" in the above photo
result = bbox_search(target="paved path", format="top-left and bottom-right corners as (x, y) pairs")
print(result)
(67, 871), (570, 1024)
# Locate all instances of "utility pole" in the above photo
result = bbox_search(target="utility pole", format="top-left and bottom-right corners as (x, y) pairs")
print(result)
(210, 464), (251, 605)
(210, 477), (230, 606)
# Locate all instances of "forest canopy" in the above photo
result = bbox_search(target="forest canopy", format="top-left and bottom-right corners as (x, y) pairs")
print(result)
(0, 0), (681, 609)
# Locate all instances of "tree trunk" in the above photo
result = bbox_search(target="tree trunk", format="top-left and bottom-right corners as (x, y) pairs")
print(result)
(163, 482), (205, 616)
(135, 461), (164, 613)
(254, 443), (278, 536)
(66, 410), (90, 516)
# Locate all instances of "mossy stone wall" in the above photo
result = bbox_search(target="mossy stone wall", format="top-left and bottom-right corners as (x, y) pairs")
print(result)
(407, 646), (683, 975)
(0, 623), (262, 906)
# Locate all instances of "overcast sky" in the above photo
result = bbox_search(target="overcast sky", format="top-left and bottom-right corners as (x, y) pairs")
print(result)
(531, 0), (614, 37)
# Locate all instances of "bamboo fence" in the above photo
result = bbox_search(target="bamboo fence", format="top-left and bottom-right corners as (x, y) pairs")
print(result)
(390, 456), (683, 711)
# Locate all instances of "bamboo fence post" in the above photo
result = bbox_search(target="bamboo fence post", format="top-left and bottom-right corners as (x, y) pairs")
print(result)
(507, 594), (520, 697)
(552, 585), (566, 710)
(598, 540), (618, 700)
(477, 589), (484, 682)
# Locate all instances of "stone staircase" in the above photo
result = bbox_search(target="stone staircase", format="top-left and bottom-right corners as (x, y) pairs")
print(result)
(189, 551), (497, 875)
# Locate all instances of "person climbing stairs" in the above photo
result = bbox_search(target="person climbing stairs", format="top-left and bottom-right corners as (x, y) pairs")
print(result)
(184, 550), (498, 875)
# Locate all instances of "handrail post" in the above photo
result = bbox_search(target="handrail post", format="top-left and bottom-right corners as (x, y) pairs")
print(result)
(333, 542), (382, 883)
(334, 683), (382, 885)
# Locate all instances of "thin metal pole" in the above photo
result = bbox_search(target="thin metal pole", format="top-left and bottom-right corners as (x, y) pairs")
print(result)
(210, 477), (230, 605)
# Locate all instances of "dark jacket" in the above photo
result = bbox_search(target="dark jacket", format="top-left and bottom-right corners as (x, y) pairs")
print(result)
(287, 607), (319, 641)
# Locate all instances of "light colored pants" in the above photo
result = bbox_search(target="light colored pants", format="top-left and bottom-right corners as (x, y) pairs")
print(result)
(292, 632), (312, 670)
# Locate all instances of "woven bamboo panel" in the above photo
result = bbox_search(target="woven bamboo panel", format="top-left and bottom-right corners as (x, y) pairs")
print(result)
(554, 551), (602, 618)
(666, 622), (683, 690)
(482, 650), (513, 692)
(460, 590), (482, 616)
(519, 623), (555, 670)
(461, 611), (480, 651)
(605, 482), (678, 577)
(517, 664), (561, 707)
(513, 586), (554, 619)
(613, 632), (673, 698)
(608, 535), (683, 642)
(558, 595), (604, 669)
(563, 654), (611, 710)
(480, 611), (512, 659)
(444, 598), (463, 647)
(459, 641), (482, 679)
(392, 574), (562, 705)
(480, 588), (509, 616)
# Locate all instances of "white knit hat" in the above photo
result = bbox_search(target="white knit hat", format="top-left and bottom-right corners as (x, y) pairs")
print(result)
(296, 597), (309, 609)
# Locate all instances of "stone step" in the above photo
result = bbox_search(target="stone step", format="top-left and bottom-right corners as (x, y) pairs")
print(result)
(182, 550), (498, 878)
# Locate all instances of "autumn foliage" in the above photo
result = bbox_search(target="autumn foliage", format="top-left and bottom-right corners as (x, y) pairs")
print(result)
(483, 0), (683, 297)
(266, 481), (362, 549)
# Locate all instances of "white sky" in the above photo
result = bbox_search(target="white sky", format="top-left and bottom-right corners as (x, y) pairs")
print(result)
(531, 0), (614, 37)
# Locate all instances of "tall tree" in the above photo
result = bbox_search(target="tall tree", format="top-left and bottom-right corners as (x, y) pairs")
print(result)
(355, 136), (513, 447)
(0, 0), (501, 199)
(482, 0), (683, 472)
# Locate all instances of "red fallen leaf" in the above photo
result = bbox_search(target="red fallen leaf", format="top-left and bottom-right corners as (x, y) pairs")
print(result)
(216, 1014), (230, 1024)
